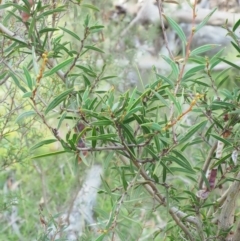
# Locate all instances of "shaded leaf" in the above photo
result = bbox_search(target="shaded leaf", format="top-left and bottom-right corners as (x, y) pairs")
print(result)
(16, 110), (36, 123)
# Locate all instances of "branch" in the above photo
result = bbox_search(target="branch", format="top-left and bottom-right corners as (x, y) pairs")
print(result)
(217, 171), (240, 237)
(198, 141), (218, 189)
(156, 0), (174, 59)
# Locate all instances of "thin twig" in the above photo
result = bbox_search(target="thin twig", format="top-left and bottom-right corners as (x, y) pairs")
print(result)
(156, 0), (174, 59)
(198, 142), (218, 189)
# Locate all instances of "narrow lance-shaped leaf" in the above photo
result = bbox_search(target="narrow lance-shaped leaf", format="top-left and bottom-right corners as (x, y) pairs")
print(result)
(164, 15), (187, 44)
(190, 44), (220, 56)
(195, 8), (217, 32)
(31, 151), (69, 159)
(233, 19), (240, 32)
(44, 57), (74, 77)
(23, 67), (33, 90)
(84, 45), (104, 53)
(141, 122), (162, 131)
(16, 110), (36, 123)
(10, 73), (27, 93)
(92, 126), (97, 148)
(45, 88), (74, 115)
(161, 55), (179, 80)
(218, 58), (240, 71)
(179, 120), (207, 143)
(59, 26), (81, 41)
(30, 139), (57, 151)
(81, 4), (99, 12)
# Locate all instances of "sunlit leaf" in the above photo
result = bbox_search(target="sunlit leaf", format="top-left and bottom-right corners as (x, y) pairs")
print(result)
(81, 4), (99, 12)
(23, 67), (33, 90)
(84, 45), (104, 53)
(59, 26), (81, 41)
(44, 58), (74, 77)
(195, 8), (217, 32)
(164, 16), (187, 44)
(30, 139), (57, 151)
(31, 151), (69, 159)
(179, 120), (207, 143)
(45, 88), (74, 114)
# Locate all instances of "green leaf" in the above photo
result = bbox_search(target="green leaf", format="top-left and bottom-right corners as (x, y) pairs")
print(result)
(211, 153), (231, 168)
(218, 58), (240, 71)
(23, 67), (33, 90)
(40, 6), (66, 18)
(22, 92), (33, 98)
(81, 4), (99, 12)
(172, 150), (193, 170)
(45, 88), (74, 114)
(89, 25), (104, 33)
(57, 111), (67, 129)
(124, 106), (142, 120)
(209, 134), (232, 146)
(59, 26), (81, 41)
(93, 234), (106, 241)
(166, 155), (195, 174)
(190, 44), (220, 56)
(0, 3), (27, 12)
(201, 170), (211, 190)
(121, 169), (128, 191)
(30, 139), (57, 151)
(39, 28), (59, 34)
(141, 122), (162, 131)
(31, 151), (69, 159)
(86, 133), (117, 141)
(89, 25), (104, 30)
(121, 124), (136, 144)
(10, 72), (27, 93)
(195, 8), (217, 32)
(15, 110), (36, 123)
(230, 41), (240, 54)
(161, 55), (179, 80)
(78, 151), (89, 166)
(233, 19), (240, 32)
(165, 89), (182, 115)
(210, 48), (225, 68)
(101, 75), (117, 80)
(76, 65), (97, 77)
(44, 58), (74, 77)
(156, 73), (174, 87)
(91, 120), (113, 126)
(164, 16), (187, 44)
(183, 65), (205, 80)
(152, 90), (168, 106)
(92, 126), (97, 148)
(179, 120), (207, 143)
(84, 45), (104, 53)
